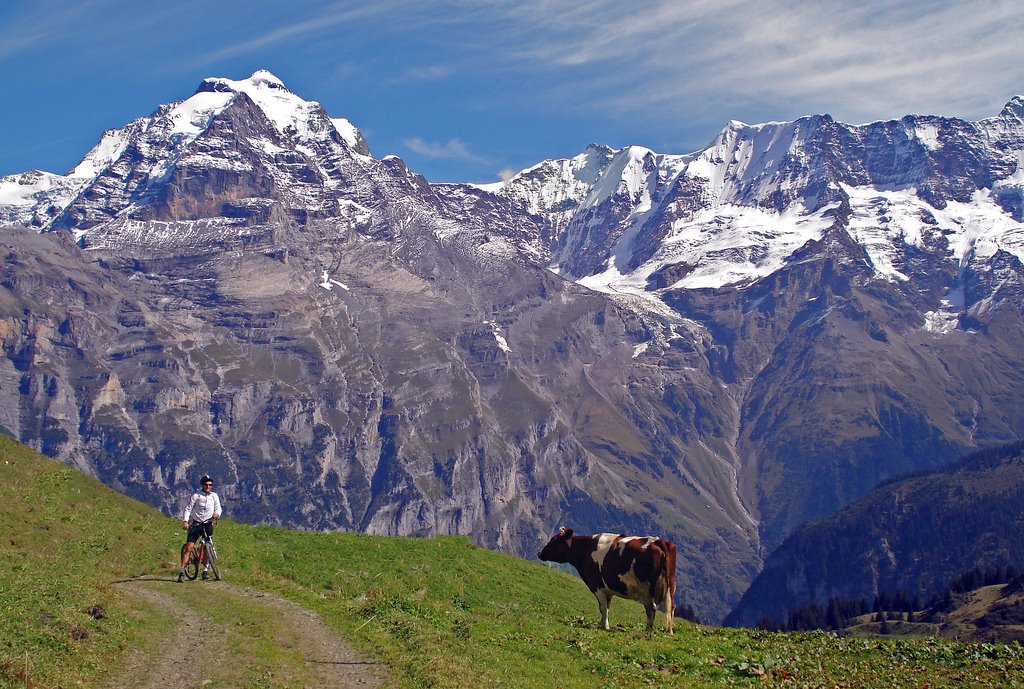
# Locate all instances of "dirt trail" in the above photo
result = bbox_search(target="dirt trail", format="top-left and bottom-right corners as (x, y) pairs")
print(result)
(111, 580), (229, 689)
(111, 577), (385, 689)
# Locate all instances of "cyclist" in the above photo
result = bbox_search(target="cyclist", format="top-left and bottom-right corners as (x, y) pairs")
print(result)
(178, 474), (223, 582)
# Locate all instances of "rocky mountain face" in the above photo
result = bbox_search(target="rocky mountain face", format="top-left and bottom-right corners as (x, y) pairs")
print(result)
(1, 71), (1023, 622)
(437, 95), (1024, 556)
(725, 442), (1024, 628)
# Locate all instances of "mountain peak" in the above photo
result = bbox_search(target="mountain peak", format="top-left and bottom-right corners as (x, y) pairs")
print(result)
(194, 69), (290, 96)
(1000, 95), (1024, 119)
(184, 69), (360, 146)
(248, 69), (286, 89)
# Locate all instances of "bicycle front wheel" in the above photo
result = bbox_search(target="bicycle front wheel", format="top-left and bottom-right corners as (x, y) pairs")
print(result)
(206, 541), (221, 581)
(181, 542), (199, 580)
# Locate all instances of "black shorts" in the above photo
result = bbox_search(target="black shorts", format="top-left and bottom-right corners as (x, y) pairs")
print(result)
(186, 521), (213, 544)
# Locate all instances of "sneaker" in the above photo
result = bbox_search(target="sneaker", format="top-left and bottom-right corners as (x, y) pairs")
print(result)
(177, 570), (185, 583)
(202, 571), (209, 580)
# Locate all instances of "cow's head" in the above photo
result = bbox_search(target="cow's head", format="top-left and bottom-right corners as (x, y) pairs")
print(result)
(538, 527), (574, 563)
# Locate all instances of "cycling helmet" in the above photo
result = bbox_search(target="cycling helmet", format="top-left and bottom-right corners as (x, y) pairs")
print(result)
(199, 474), (213, 485)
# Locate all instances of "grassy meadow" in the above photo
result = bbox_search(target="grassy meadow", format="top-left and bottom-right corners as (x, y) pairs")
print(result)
(2, 434), (1023, 688)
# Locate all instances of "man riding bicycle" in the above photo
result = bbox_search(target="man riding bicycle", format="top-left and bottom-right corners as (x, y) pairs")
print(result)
(178, 474), (223, 582)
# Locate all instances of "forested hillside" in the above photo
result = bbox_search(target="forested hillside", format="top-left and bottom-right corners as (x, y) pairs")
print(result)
(727, 442), (1024, 627)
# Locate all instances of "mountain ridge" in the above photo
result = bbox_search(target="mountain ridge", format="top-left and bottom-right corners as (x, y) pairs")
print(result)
(466, 93), (1024, 296)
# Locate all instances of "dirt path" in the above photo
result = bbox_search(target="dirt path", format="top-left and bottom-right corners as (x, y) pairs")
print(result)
(111, 577), (385, 689)
(111, 579), (230, 689)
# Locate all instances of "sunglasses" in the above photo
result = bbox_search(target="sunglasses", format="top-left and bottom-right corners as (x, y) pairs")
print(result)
(202, 483), (213, 487)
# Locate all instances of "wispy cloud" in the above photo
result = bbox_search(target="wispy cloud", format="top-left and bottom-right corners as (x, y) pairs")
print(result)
(391, 65), (454, 83)
(195, 2), (388, 63)
(0, 0), (108, 61)
(0, 32), (48, 60)
(448, 0), (1024, 123)
(403, 137), (491, 164)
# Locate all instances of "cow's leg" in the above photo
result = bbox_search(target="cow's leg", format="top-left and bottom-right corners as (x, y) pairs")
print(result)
(664, 591), (674, 635)
(644, 599), (656, 636)
(595, 590), (611, 630)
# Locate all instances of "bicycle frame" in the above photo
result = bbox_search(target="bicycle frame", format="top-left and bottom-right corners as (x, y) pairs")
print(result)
(180, 520), (221, 581)
(195, 537), (210, 564)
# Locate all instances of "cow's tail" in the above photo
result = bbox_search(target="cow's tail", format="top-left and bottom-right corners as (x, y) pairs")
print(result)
(653, 539), (677, 631)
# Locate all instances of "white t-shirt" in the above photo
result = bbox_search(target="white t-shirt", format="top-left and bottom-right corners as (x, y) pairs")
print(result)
(183, 490), (223, 523)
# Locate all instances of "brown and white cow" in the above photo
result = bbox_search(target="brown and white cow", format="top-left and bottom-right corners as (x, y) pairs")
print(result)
(538, 527), (676, 634)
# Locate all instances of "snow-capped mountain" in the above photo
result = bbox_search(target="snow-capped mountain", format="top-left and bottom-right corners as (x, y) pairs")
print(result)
(1, 70), (373, 236)
(3, 71), (1024, 623)
(460, 98), (1024, 303)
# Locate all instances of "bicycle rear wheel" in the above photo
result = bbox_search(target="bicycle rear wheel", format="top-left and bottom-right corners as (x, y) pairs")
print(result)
(206, 540), (221, 581)
(181, 542), (199, 580)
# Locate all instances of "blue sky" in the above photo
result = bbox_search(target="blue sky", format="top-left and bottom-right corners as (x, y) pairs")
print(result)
(1, 0), (1022, 184)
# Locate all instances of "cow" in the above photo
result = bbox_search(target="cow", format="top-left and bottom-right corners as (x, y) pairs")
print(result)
(538, 527), (676, 634)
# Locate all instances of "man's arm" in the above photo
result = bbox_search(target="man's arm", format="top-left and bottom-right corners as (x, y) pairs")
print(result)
(182, 493), (196, 529)
(213, 493), (223, 520)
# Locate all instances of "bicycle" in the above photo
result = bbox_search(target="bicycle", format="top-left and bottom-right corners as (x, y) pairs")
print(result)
(180, 519), (221, 581)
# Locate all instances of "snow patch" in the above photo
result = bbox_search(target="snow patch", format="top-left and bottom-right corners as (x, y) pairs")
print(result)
(583, 146), (653, 209)
(331, 118), (361, 149)
(0, 171), (63, 206)
(933, 189), (1024, 265)
(923, 307), (959, 334)
(166, 90), (235, 139)
(484, 320), (511, 353)
(71, 127), (133, 178)
(665, 203), (834, 289)
(0, 170), (92, 226)
(318, 270), (349, 291)
(842, 183), (1024, 277)
(993, 150), (1024, 191)
(249, 69), (285, 88)
(842, 185), (925, 280)
(578, 202), (836, 295)
(469, 181), (506, 193)
(258, 139), (287, 156)
(914, 122), (942, 151)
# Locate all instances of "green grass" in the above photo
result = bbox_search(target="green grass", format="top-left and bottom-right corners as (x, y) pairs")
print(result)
(0, 437), (180, 688)
(2, 434), (1024, 688)
(224, 528), (1024, 688)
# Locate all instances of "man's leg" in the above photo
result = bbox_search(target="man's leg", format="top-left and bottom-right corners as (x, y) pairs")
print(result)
(179, 528), (196, 582)
(200, 523), (212, 579)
